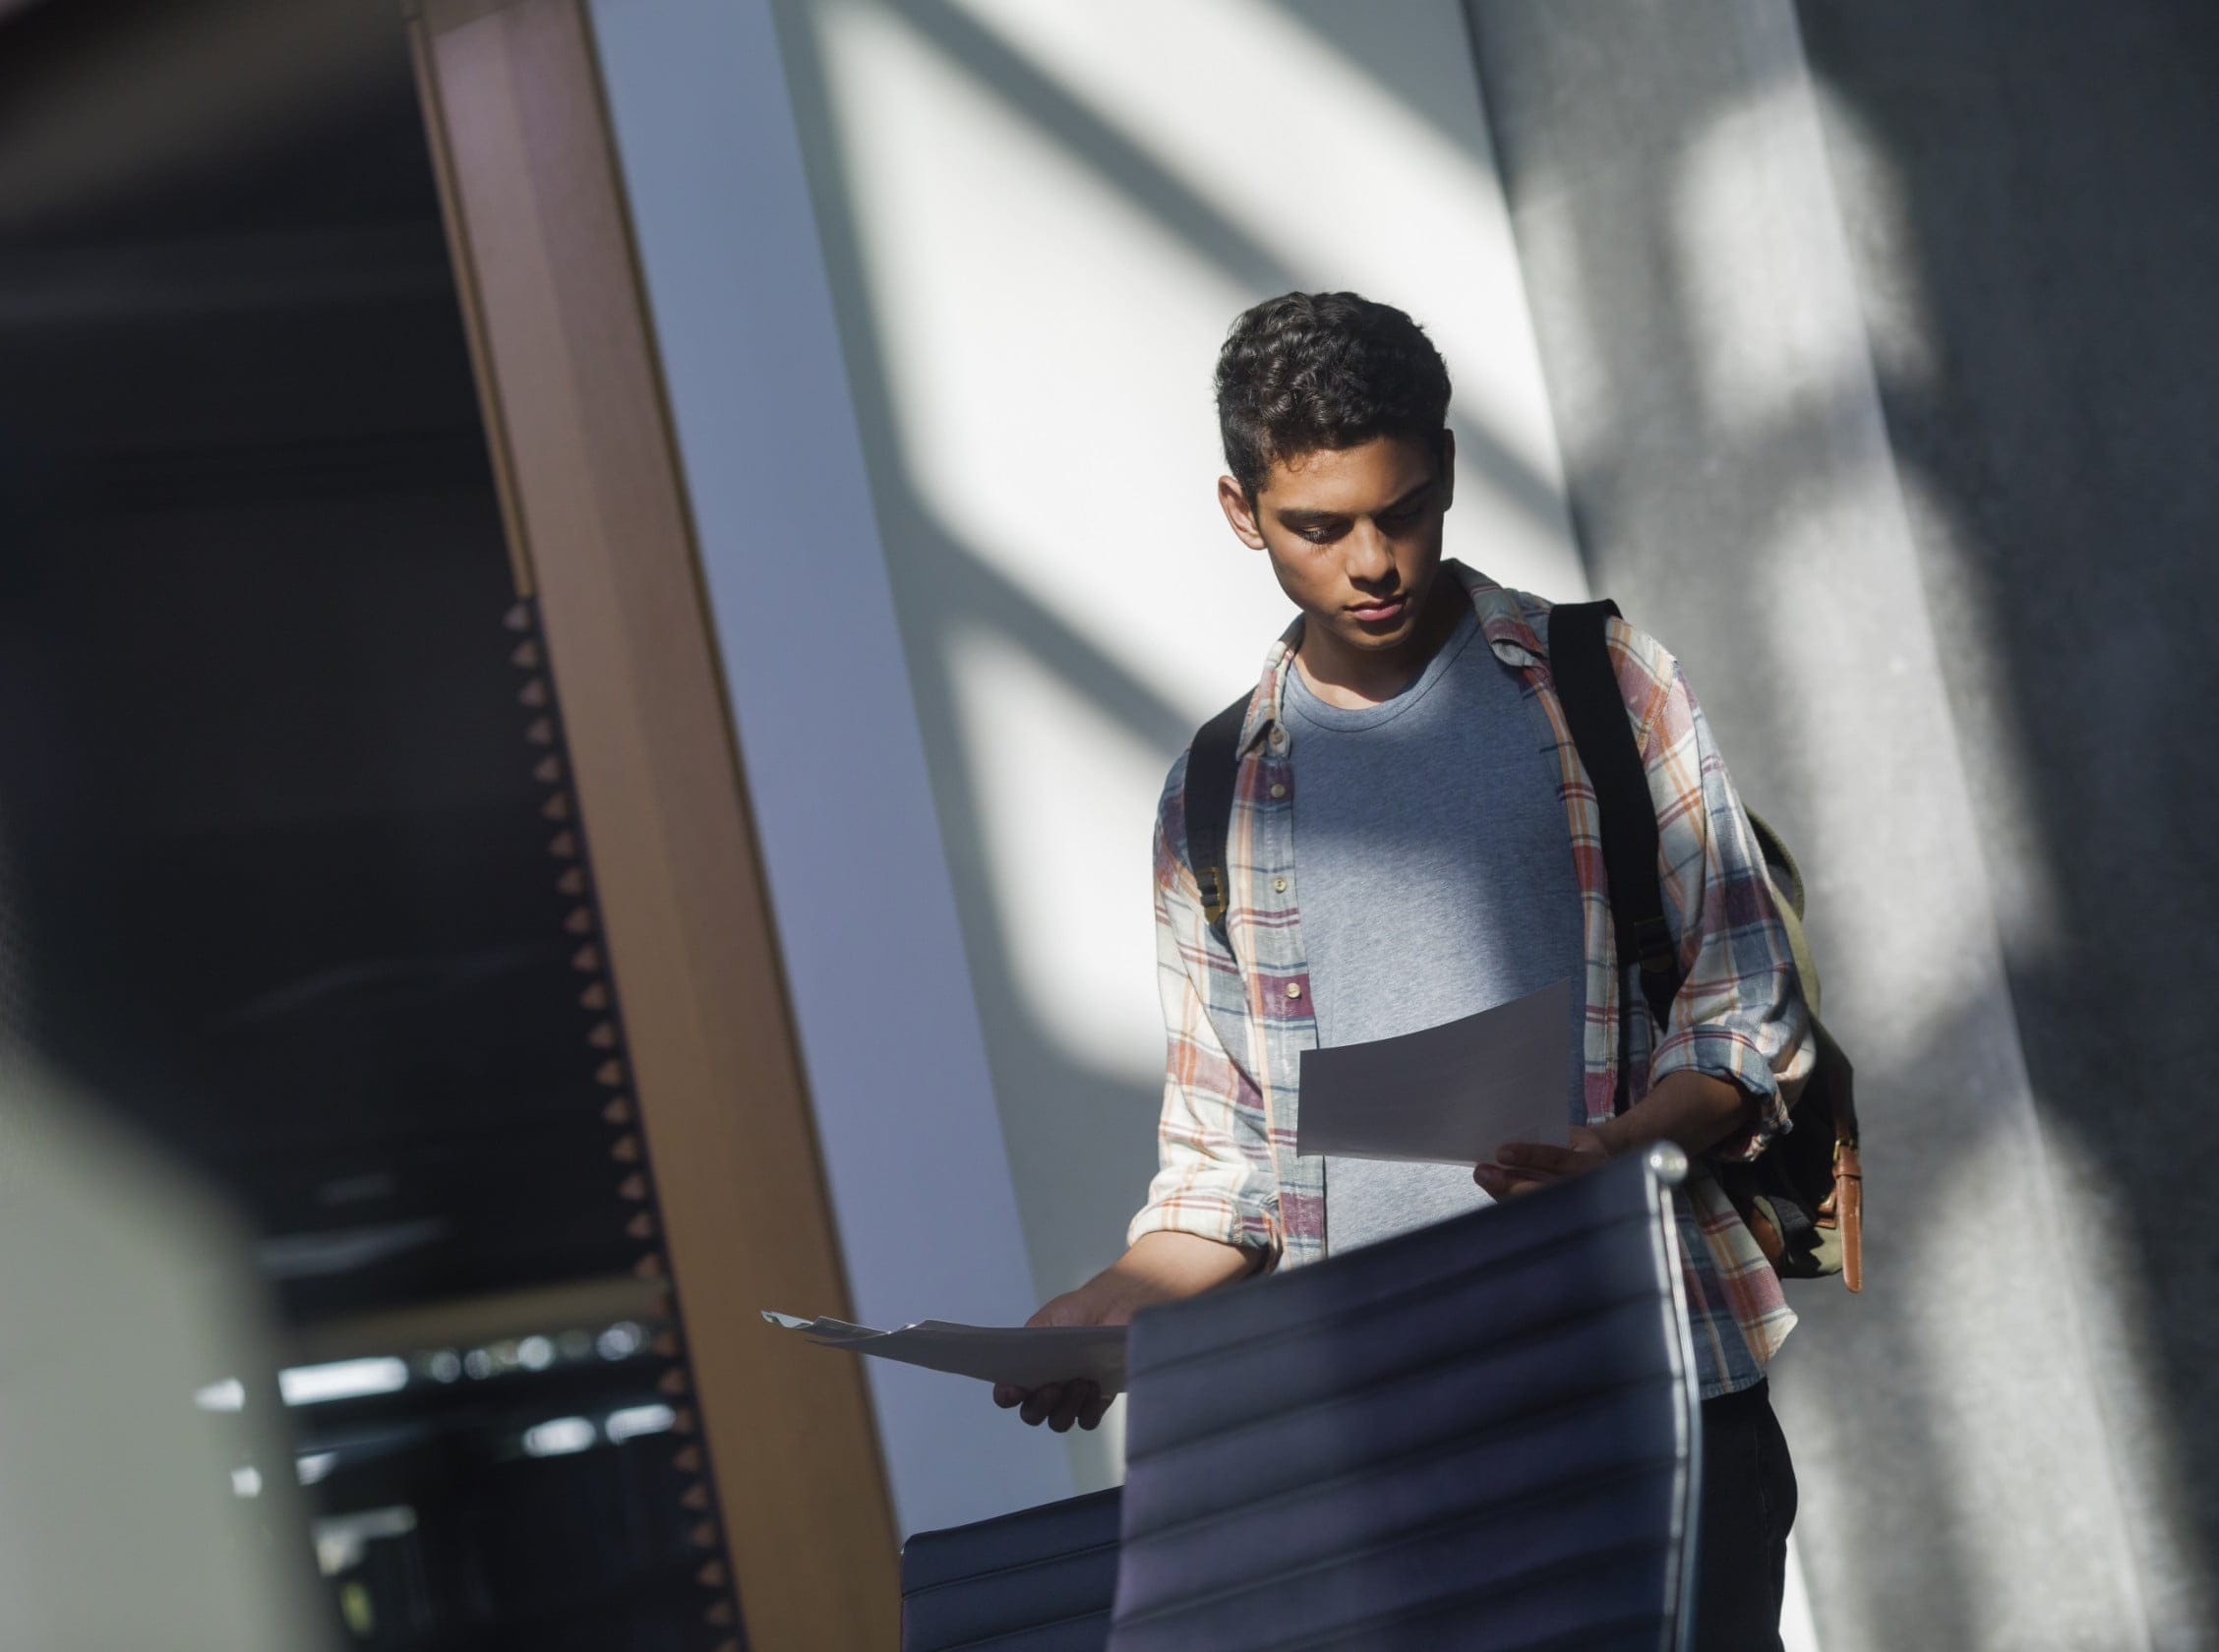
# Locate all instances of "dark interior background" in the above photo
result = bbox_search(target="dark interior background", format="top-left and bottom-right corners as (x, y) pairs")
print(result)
(0, 3), (741, 1647)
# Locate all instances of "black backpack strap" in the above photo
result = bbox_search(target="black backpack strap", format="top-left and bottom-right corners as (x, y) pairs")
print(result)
(1181, 693), (1253, 953)
(1551, 600), (1681, 1032)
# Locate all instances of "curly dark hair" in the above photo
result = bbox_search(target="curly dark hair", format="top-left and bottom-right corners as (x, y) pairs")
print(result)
(1214, 291), (1453, 500)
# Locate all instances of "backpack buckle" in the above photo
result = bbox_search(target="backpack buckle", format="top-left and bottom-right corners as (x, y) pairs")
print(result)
(1198, 864), (1229, 928)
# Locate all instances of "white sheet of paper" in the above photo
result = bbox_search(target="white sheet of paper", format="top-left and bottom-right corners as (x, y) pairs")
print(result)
(1294, 977), (1572, 1164)
(761, 1312), (1128, 1393)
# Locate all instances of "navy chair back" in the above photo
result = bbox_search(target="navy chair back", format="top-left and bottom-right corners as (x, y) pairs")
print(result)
(1106, 1148), (1703, 1652)
(900, 1485), (1122, 1652)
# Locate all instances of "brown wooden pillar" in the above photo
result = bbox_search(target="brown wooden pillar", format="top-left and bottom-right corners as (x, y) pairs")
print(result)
(405, 2), (901, 1642)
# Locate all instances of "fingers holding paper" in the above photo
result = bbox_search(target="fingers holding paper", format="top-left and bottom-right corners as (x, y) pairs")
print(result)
(988, 1231), (1257, 1432)
(765, 1306), (1125, 1431)
(994, 1376), (1110, 1433)
(991, 1285), (1123, 1433)
(1474, 1123), (1611, 1199)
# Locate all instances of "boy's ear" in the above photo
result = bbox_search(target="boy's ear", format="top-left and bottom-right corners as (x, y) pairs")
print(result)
(1218, 474), (1269, 551)
(1437, 428), (1457, 511)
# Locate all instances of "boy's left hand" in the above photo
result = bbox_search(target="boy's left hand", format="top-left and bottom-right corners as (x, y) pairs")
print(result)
(1473, 1123), (1612, 1199)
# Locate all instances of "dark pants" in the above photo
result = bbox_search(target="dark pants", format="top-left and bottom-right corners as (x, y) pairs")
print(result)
(1693, 1380), (1799, 1650)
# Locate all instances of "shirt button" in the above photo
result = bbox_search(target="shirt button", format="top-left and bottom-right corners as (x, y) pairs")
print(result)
(1273, 877), (1288, 893)
(1285, 981), (1302, 999)
(1270, 729), (1288, 749)
(1269, 783), (1287, 799)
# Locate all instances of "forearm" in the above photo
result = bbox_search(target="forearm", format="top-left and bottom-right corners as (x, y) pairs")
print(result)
(1088, 1229), (1265, 1319)
(1594, 1067), (1756, 1160)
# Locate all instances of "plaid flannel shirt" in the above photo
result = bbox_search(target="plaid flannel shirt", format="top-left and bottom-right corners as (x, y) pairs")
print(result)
(1128, 561), (1816, 1397)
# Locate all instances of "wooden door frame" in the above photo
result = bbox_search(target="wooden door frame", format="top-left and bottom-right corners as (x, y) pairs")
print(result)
(404, 2), (900, 1643)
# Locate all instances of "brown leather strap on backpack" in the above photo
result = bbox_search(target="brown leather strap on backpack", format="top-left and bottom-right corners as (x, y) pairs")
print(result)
(1832, 1137), (1864, 1293)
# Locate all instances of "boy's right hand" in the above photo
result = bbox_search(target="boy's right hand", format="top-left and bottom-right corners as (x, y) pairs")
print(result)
(991, 1232), (1268, 1434)
(991, 1280), (1125, 1433)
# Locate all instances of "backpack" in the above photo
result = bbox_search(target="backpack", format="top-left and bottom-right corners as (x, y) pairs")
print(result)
(1179, 600), (1863, 1291)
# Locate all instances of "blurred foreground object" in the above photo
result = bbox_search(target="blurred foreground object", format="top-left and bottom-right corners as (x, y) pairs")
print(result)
(0, 1068), (332, 1652)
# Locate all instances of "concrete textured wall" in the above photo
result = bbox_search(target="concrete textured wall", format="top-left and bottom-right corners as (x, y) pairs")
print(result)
(1793, 11), (2219, 1645)
(1464, 1), (2215, 1647)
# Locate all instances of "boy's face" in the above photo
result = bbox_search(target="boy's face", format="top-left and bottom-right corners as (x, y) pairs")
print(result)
(1217, 431), (1455, 665)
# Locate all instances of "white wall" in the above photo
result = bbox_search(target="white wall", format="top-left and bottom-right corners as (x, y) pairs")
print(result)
(769, 0), (1589, 1500)
(589, 0), (1068, 1538)
(592, 0), (1585, 1523)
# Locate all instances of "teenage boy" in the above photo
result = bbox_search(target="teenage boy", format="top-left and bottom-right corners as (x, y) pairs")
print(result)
(992, 291), (1813, 1647)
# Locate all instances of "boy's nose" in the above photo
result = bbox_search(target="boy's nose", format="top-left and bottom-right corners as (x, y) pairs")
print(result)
(1343, 523), (1395, 584)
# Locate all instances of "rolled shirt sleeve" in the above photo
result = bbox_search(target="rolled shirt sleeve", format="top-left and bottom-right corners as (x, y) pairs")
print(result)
(1638, 657), (1816, 1161)
(1125, 765), (1283, 1262)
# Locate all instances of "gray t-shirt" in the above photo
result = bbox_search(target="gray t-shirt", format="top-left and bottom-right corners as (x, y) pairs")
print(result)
(1285, 603), (1586, 1255)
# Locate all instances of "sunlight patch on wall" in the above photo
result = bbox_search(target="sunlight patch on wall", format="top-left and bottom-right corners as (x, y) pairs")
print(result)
(1665, 72), (1888, 440)
(2015, 1101), (2214, 1643)
(1782, 1535), (1822, 1652)
(1783, 86), (2067, 970)
(813, 0), (1284, 720)
(949, 0), (1577, 580)
(945, 621), (1169, 1088)
(812, 0), (1584, 738)
(1898, 1102), (2159, 1652)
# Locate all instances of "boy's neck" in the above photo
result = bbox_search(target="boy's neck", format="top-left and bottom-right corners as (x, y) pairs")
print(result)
(1293, 578), (1466, 710)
